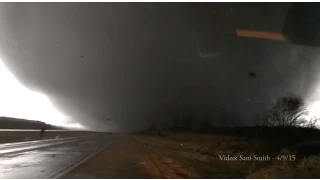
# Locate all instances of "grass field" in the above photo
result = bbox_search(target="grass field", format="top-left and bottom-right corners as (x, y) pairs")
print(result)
(138, 131), (320, 178)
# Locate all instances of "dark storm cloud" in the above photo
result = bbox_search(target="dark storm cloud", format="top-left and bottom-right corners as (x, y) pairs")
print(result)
(0, 3), (196, 131)
(0, 3), (319, 131)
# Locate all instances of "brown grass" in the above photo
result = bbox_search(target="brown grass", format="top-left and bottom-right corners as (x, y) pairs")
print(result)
(138, 131), (320, 178)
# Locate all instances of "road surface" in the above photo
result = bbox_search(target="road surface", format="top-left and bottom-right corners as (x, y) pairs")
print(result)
(60, 135), (163, 179)
(0, 134), (115, 179)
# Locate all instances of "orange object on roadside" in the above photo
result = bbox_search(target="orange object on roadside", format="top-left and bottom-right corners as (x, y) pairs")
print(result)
(236, 29), (289, 41)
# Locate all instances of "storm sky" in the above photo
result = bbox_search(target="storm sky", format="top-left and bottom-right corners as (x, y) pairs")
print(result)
(1, 3), (320, 131)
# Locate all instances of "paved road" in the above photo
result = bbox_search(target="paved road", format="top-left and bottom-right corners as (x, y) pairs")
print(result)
(0, 134), (114, 179)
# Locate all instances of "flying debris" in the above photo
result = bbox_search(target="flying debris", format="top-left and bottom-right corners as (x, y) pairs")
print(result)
(80, 55), (84, 58)
(248, 71), (257, 77)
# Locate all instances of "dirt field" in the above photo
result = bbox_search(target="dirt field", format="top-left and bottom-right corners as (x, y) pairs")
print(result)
(0, 130), (102, 144)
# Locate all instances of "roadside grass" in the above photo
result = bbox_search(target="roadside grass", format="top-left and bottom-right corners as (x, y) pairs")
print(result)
(139, 131), (320, 178)
(249, 155), (320, 178)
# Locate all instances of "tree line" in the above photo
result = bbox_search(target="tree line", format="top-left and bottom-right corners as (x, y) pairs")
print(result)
(150, 94), (319, 135)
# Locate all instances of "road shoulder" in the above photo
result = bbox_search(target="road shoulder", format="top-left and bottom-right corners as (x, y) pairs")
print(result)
(60, 135), (163, 179)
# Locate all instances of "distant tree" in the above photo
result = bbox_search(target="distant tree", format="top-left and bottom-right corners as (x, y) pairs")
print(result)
(302, 116), (320, 129)
(183, 116), (194, 130)
(173, 116), (180, 130)
(149, 123), (156, 131)
(200, 119), (212, 132)
(163, 120), (169, 130)
(254, 112), (271, 126)
(255, 95), (319, 127)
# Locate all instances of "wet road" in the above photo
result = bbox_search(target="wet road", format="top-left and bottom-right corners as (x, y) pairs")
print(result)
(0, 134), (115, 179)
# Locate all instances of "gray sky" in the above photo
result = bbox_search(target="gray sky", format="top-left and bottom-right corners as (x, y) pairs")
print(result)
(1, 3), (320, 131)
